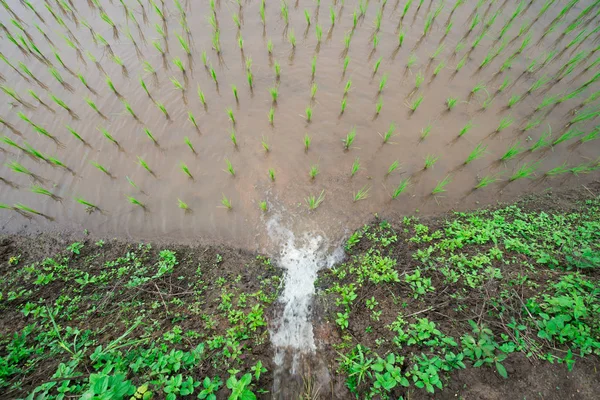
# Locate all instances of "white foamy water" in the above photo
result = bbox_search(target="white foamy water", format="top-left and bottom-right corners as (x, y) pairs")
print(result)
(266, 214), (344, 370)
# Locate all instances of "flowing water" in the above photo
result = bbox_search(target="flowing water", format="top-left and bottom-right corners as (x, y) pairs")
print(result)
(266, 213), (344, 397)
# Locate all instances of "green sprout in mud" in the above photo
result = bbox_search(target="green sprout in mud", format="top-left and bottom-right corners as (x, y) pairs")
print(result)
(305, 190), (325, 210)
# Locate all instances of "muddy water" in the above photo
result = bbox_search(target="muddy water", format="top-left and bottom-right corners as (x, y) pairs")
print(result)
(0, 0), (599, 251)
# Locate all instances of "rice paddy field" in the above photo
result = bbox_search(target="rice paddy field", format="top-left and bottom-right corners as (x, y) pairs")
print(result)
(0, 0), (598, 249)
(1, 1), (600, 399)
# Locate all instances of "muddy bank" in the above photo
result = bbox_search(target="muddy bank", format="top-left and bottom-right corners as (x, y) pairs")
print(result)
(315, 180), (600, 399)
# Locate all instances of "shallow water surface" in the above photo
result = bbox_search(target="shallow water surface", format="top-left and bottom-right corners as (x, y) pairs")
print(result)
(0, 0), (599, 250)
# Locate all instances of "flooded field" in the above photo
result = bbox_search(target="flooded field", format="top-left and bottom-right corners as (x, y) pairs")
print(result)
(1, 0), (599, 250)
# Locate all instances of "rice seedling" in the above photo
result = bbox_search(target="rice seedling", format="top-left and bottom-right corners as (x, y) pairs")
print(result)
(430, 44), (444, 60)
(344, 80), (352, 96)
(13, 203), (48, 218)
(1, 136), (24, 152)
(343, 32), (352, 50)
(221, 194), (233, 210)
(178, 199), (190, 211)
(509, 161), (540, 181)
(530, 128), (552, 152)
(180, 162), (193, 179)
(127, 196), (145, 209)
(459, 121), (474, 137)
(343, 57), (350, 75)
(274, 61), (281, 80)
(76, 197), (98, 211)
(343, 128), (356, 150)
(269, 87), (278, 103)
(523, 118), (542, 132)
(398, 30), (405, 47)
(392, 177), (410, 199)
(255, 200), (267, 212)
(226, 108), (236, 125)
(432, 175), (452, 195)
(375, 98), (383, 115)
(464, 143), (487, 164)
(122, 100), (137, 120)
(408, 94), (424, 112)
(30, 185), (60, 200)
(446, 98), (457, 110)
(311, 56), (317, 79)
(433, 61), (446, 77)
(247, 71), (254, 89)
(527, 75), (550, 94)
(580, 127), (599, 143)
(230, 129), (238, 147)
(210, 67), (218, 85)
(142, 128), (158, 146)
(137, 157), (153, 175)
(353, 185), (370, 202)
(306, 107), (313, 122)
(570, 107), (600, 125)
(225, 159), (235, 176)
(91, 161), (112, 177)
(373, 57), (382, 75)
(350, 158), (360, 177)
(455, 55), (468, 72)
(382, 123), (395, 143)
(6, 161), (34, 178)
(380, 159), (399, 178)
(309, 164), (320, 179)
(268, 168), (276, 182)
(260, 136), (270, 153)
(23, 143), (45, 161)
(340, 97), (347, 114)
(156, 102), (169, 120)
(552, 128), (584, 146)
(372, 34), (380, 50)
(172, 57), (186, 74)
(187, 113), (199, 131)
(197, 87), (207, 108)
(570, 162), (596, 176)
(305, 9), (311, 26)
(475, 175), (498, 189)
(545, 162), (570, 177)
(507, 94), (522, 108)
(415, 71), (424, 89)
(501, 141), (525, 161)
(288, 29), (296, 48)
(401, 0), (413, 19)
(304, 134), (311, 151)
(66, 125), (85, 144)
(105, 76), (120, 97)
(268, 107), (274, 125)
(315, 24), (323, 43)
(419, 123), (433, 140)
(171, 77), (185, 91)
(496, 116), (513, 132)
(424, 155), (439, 169)
(305, 190), (325, 210)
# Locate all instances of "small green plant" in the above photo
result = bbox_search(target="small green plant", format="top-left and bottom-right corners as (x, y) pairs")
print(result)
(178, 199), (189, 210)
(432, 175), (452, 195)
(424, 155), (439, 169)
(268, 168), (275, 182)
(354, 186), (370, 202)
(446, 97), (458, 110)
(225, 159), (235, 176)
(475, 175), (499, 189)
(304, 134), (311, 151)
(309, 164), (320, 180)
(343, 128), (356, 150)
(496, 116), (514, 132)
(382, 123), (395, 143)
(306, 190), (325, 210)
(259, 201), (268, 212)
(392, 177), (410, 199)
(465, 143), (487, 164)
(306, 106), (312, 122)
(501, 141), (524, 161)
(221, 194), (233, 210)
(350, 158), (360, 177)
(180, 162), (193, 179)
(510, 161), (540, 181)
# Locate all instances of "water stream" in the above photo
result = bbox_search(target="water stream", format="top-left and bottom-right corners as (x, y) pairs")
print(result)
(266, 214), (345, 398)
